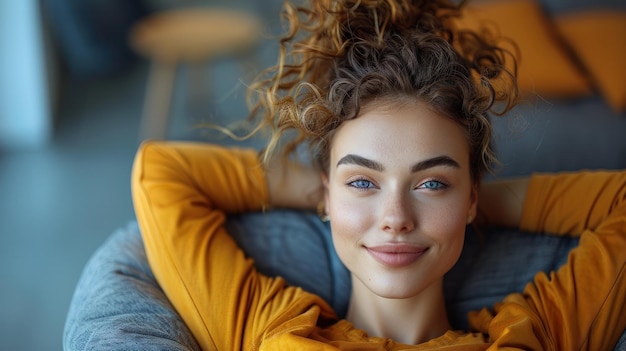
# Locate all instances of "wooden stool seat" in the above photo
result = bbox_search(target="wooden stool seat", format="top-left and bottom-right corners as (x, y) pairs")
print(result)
(129, 8), (263, 140)
(130, 8), (262, 63)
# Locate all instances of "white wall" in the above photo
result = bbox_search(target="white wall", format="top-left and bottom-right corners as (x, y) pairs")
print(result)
(0, 0), (51, 149)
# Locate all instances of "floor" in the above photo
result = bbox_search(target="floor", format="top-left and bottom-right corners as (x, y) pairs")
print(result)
(0, 3), (280, 349)
(0, 63), (143, 351)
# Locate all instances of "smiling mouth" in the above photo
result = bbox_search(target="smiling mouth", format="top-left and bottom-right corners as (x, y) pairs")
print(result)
(366, 245), (428, 267)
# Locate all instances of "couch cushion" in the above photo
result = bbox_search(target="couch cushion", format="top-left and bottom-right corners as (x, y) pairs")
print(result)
(63, 222), (200, 351)
(555, 11), (626, 112)
(454, 0), (592, 99)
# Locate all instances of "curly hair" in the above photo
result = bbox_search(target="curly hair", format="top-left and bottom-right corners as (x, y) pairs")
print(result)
(247, 0), (518, 182)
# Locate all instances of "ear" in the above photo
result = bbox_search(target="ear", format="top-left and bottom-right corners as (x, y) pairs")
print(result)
(321, 172), (330, 214)
(468, 183), (479, 224)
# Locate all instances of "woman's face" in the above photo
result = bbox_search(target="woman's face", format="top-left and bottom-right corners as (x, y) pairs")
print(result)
(324, 100), (477, 299)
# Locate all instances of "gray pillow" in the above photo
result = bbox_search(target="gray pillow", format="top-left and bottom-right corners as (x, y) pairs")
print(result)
(64, 210), (626, 350)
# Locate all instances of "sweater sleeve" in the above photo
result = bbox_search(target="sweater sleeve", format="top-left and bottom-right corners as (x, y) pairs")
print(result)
(131, 141), (331, 350)
(484, 171), (626, 350)
(520, 171), (626, 235)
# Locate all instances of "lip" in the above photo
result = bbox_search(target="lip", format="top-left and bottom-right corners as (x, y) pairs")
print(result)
(366, 244), (428, 267)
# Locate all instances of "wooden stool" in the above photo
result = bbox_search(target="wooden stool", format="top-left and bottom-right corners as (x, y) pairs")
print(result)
(129, 8), (262, 140)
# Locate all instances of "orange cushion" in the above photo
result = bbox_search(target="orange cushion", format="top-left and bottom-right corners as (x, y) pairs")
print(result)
(555, 11), (626, 113)
(455, 0), (592, 99)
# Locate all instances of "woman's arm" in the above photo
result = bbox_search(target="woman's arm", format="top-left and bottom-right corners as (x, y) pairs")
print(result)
(265, 157), (323, 210)
(477, 177), (529, 228)
(521, 171), (626, 235)
(131, 141), (334, 350)
(477, 170), (626, 234)
(132, 141), (268, 349)
(479, 171), (626, 350)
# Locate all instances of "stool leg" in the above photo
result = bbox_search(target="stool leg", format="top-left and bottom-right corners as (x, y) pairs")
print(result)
(138, 61), (177, 141)
(187, 63), (212, 121)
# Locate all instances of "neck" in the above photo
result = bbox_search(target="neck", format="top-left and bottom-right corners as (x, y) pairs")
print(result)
(346, 275), (451, 345)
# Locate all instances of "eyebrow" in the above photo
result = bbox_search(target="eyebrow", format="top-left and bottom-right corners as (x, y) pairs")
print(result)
(336, 154), (460, 173)
(411, 155), (460, 172)
(337, 154), (384, 171)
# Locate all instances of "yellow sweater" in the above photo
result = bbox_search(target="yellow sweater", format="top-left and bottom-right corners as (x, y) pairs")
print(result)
(132, 141), (626, 350)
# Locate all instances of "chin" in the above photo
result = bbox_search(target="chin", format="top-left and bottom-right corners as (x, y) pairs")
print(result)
(363, 275), (434, 300)
(377, 290), (416, 300)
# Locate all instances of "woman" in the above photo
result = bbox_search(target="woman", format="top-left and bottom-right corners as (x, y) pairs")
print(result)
(131, 0), (626, 349)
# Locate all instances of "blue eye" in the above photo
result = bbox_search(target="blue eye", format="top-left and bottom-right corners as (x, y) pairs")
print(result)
(349, 179), (375, 189)
(420, 180), (446, 190)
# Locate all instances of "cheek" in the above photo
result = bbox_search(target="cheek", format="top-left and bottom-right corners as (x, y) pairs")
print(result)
(328, 195), (371, 239)
(433, 202), (468, 235)
(424, 200), (469, 260)
(327, 191), (376, 262)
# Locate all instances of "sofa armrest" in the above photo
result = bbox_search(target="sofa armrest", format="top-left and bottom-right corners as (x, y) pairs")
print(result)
(63, 221), (200, 351)
(64, 211), (626, 350)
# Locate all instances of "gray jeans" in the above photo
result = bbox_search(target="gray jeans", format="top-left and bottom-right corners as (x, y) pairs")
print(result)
(63, 209), (626, 350)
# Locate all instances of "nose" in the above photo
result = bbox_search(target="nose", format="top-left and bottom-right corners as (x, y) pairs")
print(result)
(380, 190), (415, 234)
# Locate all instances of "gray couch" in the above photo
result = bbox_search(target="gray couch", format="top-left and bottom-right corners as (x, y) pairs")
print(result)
(63, 92), (626, 350)
(64, 0), (626, 348)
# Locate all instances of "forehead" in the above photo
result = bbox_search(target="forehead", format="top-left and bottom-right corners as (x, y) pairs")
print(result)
(330, 101), (470, 165)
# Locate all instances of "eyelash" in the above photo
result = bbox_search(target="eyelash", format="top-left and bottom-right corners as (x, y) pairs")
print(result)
(346, 177), (449, 191)
(347, 177), (376, 190)
(417, 179), (448, 191)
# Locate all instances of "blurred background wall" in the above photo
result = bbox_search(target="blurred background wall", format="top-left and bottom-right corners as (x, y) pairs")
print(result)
(0, 1), (51, 149)
(0, 0), (282, 350)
